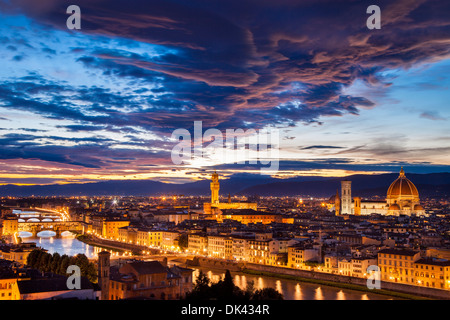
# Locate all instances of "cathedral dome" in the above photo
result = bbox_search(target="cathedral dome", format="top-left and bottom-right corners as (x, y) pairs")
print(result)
(414, 204), (424, 211)
(389, 204), (400, 210)
(387, 168), (419, 200)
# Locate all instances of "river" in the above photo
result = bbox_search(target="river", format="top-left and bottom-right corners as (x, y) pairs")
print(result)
(188, 267), (397, 300)
(19, 231), (396, 300)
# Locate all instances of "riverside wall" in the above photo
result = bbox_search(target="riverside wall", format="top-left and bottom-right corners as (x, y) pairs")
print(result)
(245, 263), (450, 299)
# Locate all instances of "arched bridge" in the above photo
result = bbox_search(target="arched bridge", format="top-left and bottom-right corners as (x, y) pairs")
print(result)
(13, 207), (83, 237)
(18, 221), (84, 237)
(18, 214), (62, 222)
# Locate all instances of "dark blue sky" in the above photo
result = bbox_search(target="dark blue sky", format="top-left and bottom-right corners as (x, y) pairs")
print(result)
(0, 0), (449, 185)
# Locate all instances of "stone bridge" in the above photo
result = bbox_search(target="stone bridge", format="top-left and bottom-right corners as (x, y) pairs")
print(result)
(18, 215), (62, 222)
(18, 221), (83, 237)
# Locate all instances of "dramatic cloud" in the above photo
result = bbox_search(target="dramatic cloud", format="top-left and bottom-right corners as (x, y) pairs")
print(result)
(0, 0), (449, 183)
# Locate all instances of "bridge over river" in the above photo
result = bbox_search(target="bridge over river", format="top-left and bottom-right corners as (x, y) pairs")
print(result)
(13, 208), (84, 237)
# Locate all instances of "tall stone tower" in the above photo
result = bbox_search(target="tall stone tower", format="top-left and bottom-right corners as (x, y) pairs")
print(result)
(98, 251), (110, 300)
(210, 171), (220, 205)
(334, 189), (341, 216)
(341, 180), (352, 215)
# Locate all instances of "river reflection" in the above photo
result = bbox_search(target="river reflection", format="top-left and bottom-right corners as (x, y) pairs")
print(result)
(20, 231), (100, 259)
(191, 268), (396, 300)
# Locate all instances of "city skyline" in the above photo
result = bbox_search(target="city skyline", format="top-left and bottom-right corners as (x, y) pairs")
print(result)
(0, 0), (449, 186)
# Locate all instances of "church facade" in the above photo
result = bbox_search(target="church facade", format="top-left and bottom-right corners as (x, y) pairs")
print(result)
(333, 168), (425, 216)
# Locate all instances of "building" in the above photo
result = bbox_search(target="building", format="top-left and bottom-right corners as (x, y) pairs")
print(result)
(98, 251), (110, 300)
(413, 258), (450, 290)
(219, 209), (282, 225)
(149, 230), (164, 247)
(247, 237), (272, 265)
(378, 248), (421, 285)
(103, 219), (130, 240)
(151, 209), (197, 225)
(203, 172), (257, 215)
(350, 257), (377, 278)
(334, 168), (425, 216)
(108, 260), (193, 300)
(288, 245), (320, 269)
(161, 231), (180, 251)
(1, 215), (18, 236)
(0, 243), (39, 265)
(341, 181), (352, 215)
(0, 260), (20, 300)
(324, 254), (339, 274)
(207, 235), (233, 260)
(188, 233), (208, 255)
(338, 257), (352, 276)
(18, 276), (96, 300)
(136, 228), (151, 247)
(231, 235), (250, 261)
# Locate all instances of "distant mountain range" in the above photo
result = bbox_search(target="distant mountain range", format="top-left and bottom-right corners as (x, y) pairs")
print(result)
(1, 172), (449, 198)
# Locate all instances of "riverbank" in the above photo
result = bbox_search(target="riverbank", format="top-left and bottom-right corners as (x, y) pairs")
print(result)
(76, 234), (125, 254)
(242, 269), (428, 300)
(187, 257), (433, 300)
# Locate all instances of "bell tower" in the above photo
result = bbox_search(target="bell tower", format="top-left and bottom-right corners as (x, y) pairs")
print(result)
(211, 171), (220, 205)
(341, 180), (352, 215)
(98, 251), (110, 300)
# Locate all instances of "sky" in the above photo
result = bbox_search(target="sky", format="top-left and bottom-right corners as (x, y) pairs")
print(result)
(0, 0), (449, 185)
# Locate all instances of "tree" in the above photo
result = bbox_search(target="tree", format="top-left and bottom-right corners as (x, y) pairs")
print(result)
(50, 253), (61, 273)
(244, 280), (255, 299)
(252, 288), (284, 300)
(58, 255), (70, 275)
(37, 252), (50, 271)
(211, 269), (237, 299)
(186, 271), (211, 300)
(185, 270), (283, 301)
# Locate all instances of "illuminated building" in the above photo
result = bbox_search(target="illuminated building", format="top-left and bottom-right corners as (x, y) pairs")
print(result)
(98, 251), (110, 301)
(0, 243), (38, 265)
(103, 219), (130, 239)
(188, 233), (208, 255)
(207, 234), (233, 259)
(149, 230), (163, 247)
(218, 209), (282, 225)
(413, 258), (450, 289)
(108, 260), (193, 300)
(386, 168), (424, 215)
(136, 228), (150, 246)
(378, 248), (421, 284)
(1, 215), (18, 236)
(161, 231), (180, 251)
(334, 168), (425, 216)
(0, 265), (20, 300)
(246, 233), (294, 266)
(341, 180), (352, 215)
(203, 171), (257, 215)
(350, 257), (377, 278)
(18, 277), (96, 300)
(288, 245), (320, 269)
(231, 236), (250, 261)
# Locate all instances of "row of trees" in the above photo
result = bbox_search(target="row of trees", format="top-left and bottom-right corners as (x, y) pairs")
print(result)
(186, 270), (283, 300)
(26, 249), (97, 283)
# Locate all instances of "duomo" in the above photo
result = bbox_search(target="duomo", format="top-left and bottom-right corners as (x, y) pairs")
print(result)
(331, 167), (425, 217)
